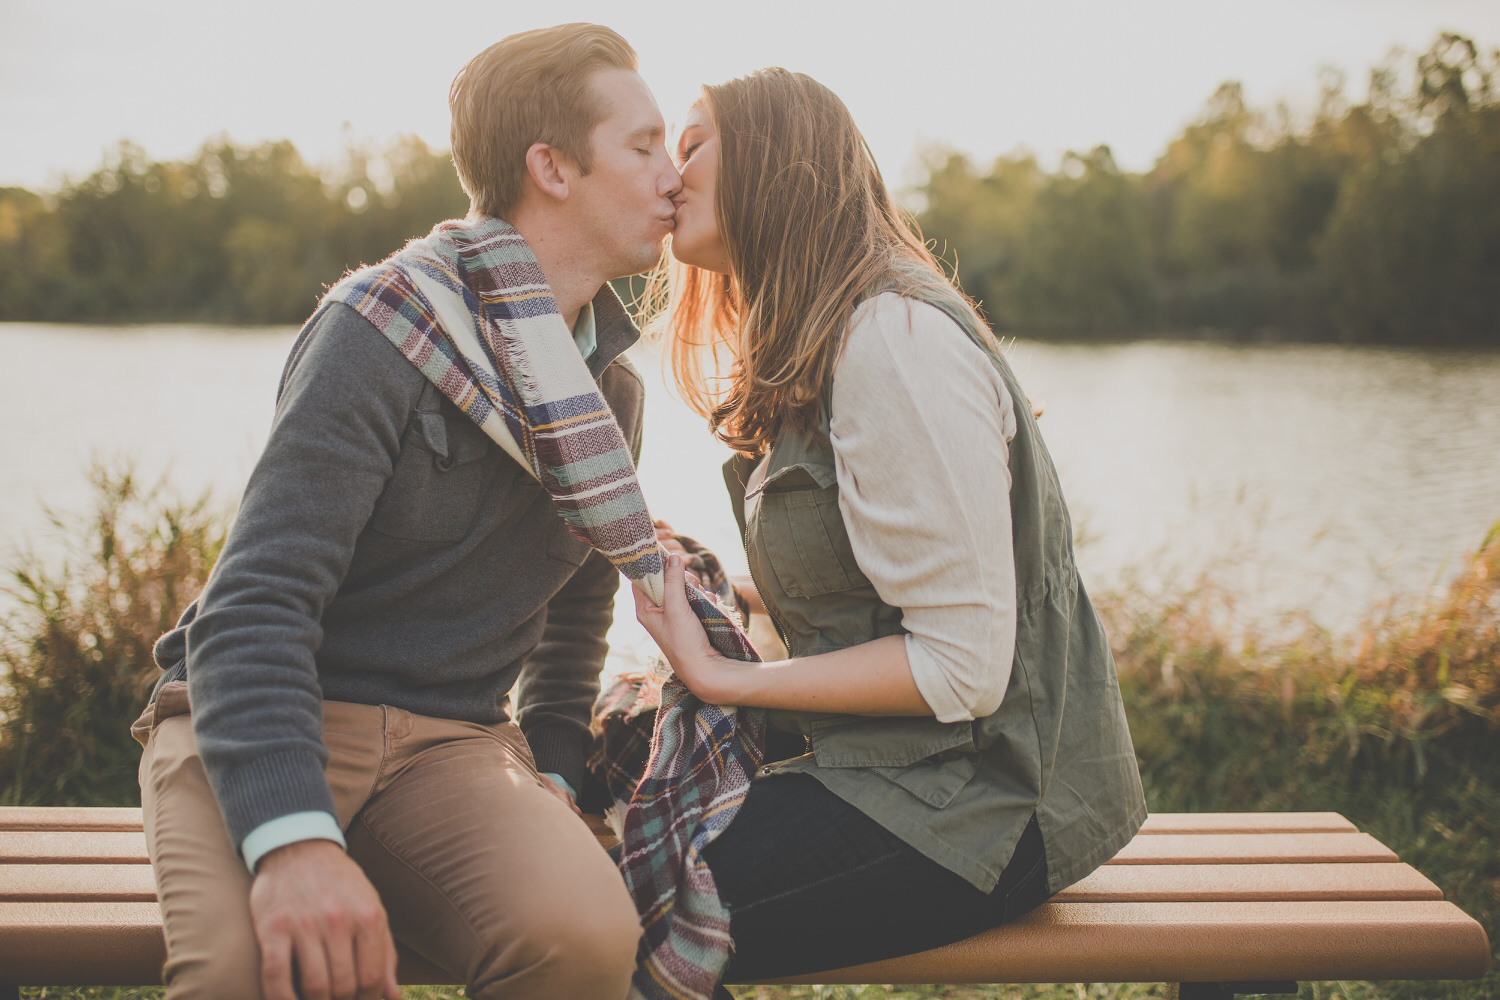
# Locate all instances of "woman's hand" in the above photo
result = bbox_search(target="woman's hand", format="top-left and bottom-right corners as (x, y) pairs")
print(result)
(633, 552), (741, 704)
(635, 554), (934, 717)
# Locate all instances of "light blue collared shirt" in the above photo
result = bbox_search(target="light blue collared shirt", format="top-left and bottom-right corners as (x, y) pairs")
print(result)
(572, 300), (597, 362)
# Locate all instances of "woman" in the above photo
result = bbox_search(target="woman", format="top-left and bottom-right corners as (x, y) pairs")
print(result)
(633, 68), (1145, 983)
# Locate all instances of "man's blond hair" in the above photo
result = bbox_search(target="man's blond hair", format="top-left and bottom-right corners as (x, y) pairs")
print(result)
(449, 23), (637, 220)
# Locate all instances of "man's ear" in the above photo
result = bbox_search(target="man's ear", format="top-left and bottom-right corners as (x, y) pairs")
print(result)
(524, 142), (574, 203)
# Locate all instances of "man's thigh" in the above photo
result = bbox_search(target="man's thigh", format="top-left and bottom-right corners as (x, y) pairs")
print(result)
(140, 713), (262, 1000)
(140, 696), (385, 1000)
(347, 715), (639, 999)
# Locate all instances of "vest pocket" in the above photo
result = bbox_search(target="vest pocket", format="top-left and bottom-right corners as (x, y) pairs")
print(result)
(810, 714), (975, 767)
(759, 475), (867, 598)
(872, 755), (978, 809)
(810, 714), (980, 809)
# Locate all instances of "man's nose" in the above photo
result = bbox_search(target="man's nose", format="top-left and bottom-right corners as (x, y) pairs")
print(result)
(661, 160), (683, 199)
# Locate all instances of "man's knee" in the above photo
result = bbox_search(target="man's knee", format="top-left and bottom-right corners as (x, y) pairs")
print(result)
(472, 879), (641, 998)
(162, 942), (264, 1000)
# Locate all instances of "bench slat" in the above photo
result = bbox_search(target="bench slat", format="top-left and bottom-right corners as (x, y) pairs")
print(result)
(0, 861), (1443, 906)
(2, 899), (1485, 986)
(0, 901), (451, 986)
(1108, 832), (1396, 865)
(0, 809), (143, 833)
(0, 808), (1361, 836)
(0, 832), (148, 865)
(1056, 863), (1442, 902)
(1138, 812), (1355, 835)
(0, 830), (1400, 868)
(759, 899), (1492, 985)
(0, 866), (158, 903)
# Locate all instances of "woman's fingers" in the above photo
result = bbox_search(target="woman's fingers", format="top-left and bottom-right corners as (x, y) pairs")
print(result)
(663, 552), (686, 606)
(634, 555), (690, 641)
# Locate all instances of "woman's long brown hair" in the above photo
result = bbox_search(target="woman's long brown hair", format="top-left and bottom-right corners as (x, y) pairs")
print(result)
(653, 68), (993, 457)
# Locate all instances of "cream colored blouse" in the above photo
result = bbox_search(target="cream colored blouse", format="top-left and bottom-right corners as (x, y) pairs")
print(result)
(829, 293), (1019, 723)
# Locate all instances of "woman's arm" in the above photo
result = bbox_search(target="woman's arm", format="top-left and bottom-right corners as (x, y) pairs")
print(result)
(633, 554), (931, 714)
(831, 295), (1018, 722)
(634, 294), (1018, 720)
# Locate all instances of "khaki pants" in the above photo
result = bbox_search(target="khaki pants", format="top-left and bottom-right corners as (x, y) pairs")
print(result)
(134, 683), (640, 1000)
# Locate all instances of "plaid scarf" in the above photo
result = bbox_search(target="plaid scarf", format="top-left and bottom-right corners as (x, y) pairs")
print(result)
(590, 533), (739, 813)
(324, 216), (764, 1000)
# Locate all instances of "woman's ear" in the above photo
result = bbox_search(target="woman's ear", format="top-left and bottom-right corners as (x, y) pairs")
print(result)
(524, 142), (572, 202)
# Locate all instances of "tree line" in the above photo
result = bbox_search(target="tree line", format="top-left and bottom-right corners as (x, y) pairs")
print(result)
(0, 135), (469, 324)
(0, 33), (1495, 344)
(917, 33), (1499, 345)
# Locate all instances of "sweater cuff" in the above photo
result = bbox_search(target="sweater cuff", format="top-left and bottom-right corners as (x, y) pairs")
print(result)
(540, 772), (577, 802)
(242, 811), (346, 874)
(209, 747), (339, 849)
(524, 725), (589, 795)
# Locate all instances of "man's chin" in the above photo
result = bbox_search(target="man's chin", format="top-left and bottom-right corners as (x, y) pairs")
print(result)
(606, 242), (671, 282)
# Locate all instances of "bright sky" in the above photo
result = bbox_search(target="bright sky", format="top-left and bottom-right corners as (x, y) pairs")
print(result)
(3, 0), (1498, 192)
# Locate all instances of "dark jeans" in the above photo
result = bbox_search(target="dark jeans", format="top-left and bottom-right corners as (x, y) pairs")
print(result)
(701, 772), (1051, 985)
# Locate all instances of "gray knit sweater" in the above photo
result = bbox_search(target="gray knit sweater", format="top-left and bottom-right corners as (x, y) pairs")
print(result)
(151, 291), (644, 847)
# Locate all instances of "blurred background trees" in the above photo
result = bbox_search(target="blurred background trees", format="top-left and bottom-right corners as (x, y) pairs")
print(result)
(0, 134), (468, 325)
(0, 33), (1495, 344)
(915, 33), (1498, 345)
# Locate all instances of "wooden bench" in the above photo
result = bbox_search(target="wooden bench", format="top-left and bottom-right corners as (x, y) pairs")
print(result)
(0, 808), (1488, 999)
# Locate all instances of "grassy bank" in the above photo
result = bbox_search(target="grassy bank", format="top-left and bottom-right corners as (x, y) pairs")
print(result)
(3, 472), (1495, 999)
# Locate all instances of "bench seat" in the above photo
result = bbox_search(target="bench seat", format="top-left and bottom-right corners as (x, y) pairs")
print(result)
(0, 807), (1489, 992)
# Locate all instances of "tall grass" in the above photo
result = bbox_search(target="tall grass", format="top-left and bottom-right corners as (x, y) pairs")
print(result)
(2, 476), (1495, 998)
(0, 464), (224, 806)
(1099, 522), (1500, 1000)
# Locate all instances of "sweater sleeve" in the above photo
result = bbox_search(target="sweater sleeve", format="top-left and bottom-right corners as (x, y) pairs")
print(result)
(829, 294), (1019, 723)
(513, 358), (645, 792)
(185, 303), (419, 849)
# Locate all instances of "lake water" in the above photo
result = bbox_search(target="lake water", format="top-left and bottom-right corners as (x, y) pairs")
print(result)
(3, 323), (1498, 664)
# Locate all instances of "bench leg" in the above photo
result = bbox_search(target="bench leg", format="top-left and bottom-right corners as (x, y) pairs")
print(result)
(0, 986), (17, 1000)
(1173, 983), (1299, 999)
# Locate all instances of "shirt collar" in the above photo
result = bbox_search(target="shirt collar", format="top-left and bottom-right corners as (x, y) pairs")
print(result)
(571, 300), (597, 362)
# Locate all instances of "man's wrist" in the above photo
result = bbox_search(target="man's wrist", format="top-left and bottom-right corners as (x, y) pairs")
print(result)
(241, 810), (346, 874)
(525, 725), (590, 795)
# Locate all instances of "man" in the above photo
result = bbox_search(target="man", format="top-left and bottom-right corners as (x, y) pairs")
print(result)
(135, 23), (680, 1000)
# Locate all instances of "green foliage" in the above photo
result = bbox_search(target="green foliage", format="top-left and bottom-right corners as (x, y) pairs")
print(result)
(0, 465), (224, 806)
(0, 135), (469, 324)
(916, 34), (1500, 345)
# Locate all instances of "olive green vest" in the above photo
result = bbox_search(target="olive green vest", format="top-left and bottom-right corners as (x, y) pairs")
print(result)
(723, 286), (1146, 893)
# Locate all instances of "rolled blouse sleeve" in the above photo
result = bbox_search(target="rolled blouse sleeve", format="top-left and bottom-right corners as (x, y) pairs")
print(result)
(829, 293), (1019, 722)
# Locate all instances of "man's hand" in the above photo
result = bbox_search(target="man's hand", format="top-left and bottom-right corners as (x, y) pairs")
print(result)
(250, 839), (401, 1000)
